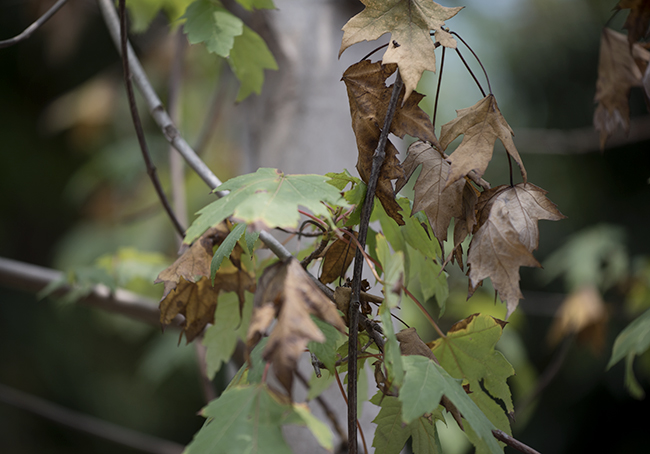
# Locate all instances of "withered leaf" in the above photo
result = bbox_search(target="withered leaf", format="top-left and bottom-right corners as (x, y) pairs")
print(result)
(594, 28), (650, 149)
(342, 60), (439, 226)
(396, 140), (470, 252)
(467, 183), (565, 318)
(339, 0), (463, 100)
(440, 94), (527, 188)
(156, 224), (255, 341)
(247, 258), (346, 393)
(618, 0), (650, 46)
(319, 232), (357, 284)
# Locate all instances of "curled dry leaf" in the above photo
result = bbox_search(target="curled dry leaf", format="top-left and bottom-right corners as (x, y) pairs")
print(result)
(594, 28), (650, 149)
(342, 60), (439, 225)
(319, 231), (357, 284)
(440, 94), (527, 188)
(339, 0), (462, 100)
(468, 183), (565, 318)
(155, 224), (255, 341)
(247, 258), (346, 394)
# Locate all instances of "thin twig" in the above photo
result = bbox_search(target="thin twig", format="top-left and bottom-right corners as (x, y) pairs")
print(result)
(118, 0), (185, 238)
(334, 371), (368, 454)
(348, 71), (403, 454)
(432, 46), (446, 130)
(507, 152), (514, 187)
(402, 285), (446, 339)
(450, 31), (492, 95)
(492, 430), (542, 454)
(454, 47), (485, 97)
(0, 383), (183, 454)
(0, 0), (68, 49)
(301, 236), (329, 269)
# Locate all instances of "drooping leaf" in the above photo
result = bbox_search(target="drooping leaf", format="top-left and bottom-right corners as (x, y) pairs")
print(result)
(430, 314), (514, 435)
(342, 61), (440, 226)
(285, 403), (334, 451)
(185, 168), (348, 244)
(229, 26), (278, 101)
(307, 316), (345, 374)
(405, 244), (448, 316)
(370, 392), (444, 454)
(607, 308), (650, 399)
(186, 384), (331, 454)
(399, 356), (502, 454)
(593, 28), (650, 149)
(467, 183), (565, 317)
(440, 95), (527, 188)
(339, 0), (463, 100)
(246, 258), (346, 393)
(617, 0), (650, 46)
(211, 223), (247, 282)
(319, 232), (357, 284)
(183, 0), (244, 57)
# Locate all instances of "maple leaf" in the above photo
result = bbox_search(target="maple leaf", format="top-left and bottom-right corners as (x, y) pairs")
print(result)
(467, 183), (565, 318)
(155, 225), (255, 341)
(617, 0), (650, 46)
(594, 28), (650, 149)
(183, 0), (243, 58)
(339, 0), (463, 100)
(342, 60), (438, 225)
(396, 141), (473, 252)
(246, 258), (346, 393)
(319, 232), (357, 285)
(440, 95), (527, 188)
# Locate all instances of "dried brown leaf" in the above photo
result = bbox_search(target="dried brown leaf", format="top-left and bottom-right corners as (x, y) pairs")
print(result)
(440, 94), (527, 188)
(618, 0), (650, 46)
(594, 28), (650, 149)
(247, 258), (346, 393)
(467, 183), (565, 318)
(319, 232), (357, 284)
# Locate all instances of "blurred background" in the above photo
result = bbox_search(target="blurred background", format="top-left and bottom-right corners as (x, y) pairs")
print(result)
(0, 0), (649, 453)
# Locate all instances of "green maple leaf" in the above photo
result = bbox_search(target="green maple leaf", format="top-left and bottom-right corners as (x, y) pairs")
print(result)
(185, 168), (348, 244)
(371, 392), (444, 454)
(308, 316), (345, 374)
(430, 314), (514, 434)
(186, 384), (332, 454)
(183, 0), (244, 57)
(126, 0), (193, 32)
(229, 26), (278, 101)
(399, 356), (502, 454)
(339, 0), (462, 100)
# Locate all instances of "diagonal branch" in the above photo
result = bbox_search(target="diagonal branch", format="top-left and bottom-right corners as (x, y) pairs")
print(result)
(118, 0), (185, 238)
(347, 70), (404, 454)
(0, 0), (68, 49)
(0, 383), (183, 454)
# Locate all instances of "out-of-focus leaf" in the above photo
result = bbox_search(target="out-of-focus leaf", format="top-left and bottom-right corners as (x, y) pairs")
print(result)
(308, 316), (345, 374)
(127, 0), (193, 32)
(183, 0), (243, 57)
(229, 26), (278, 101)
(235, 0), (276, 11)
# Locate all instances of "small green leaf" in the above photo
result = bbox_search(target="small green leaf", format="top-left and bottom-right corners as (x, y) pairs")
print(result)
(607, 308), (650, 399)
(126, 0), (193, 32)
(308, 316), (344, 373)
(211, 223), (247, 283)
(326, 169), (361, 191)
(372, 199), (406, 253)
(235, 0), (275, 11)
(185, 168), (348, 244)
(405, 244), (448, 317)
(403, 206), (441, 260)
(243, 229), (260, 256)
(344, 180), (367, 227)
(229, 26), (278, 101)
(183, 0), (243, 57)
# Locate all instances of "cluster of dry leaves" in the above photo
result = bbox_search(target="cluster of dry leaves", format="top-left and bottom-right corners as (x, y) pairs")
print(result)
(594, 0), (650, 148)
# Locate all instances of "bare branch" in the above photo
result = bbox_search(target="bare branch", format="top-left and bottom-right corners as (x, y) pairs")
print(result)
(0, 0), (68, 49)
(0, 383), (183, 454)
(492, 430), (542, 454)
(118, 0), (185, 238)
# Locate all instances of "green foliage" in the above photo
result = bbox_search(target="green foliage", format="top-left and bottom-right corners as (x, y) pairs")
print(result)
(126, 0), (193, 32)
(185, 384), (332, 454)
(234, 0), (276, 12)
(607, 308), (650, 399)
(183, 0), (243, 57)
(185, 168), (348, 243)
(211, 223), (246, 282)
(307, 316), (345, 374)
(229, 26), (278, 101)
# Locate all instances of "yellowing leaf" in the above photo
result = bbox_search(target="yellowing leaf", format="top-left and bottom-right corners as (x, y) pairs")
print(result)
(339, 0), (463, 100)
(440, 95), (527, 188)
(468, 183), (565, 318)
(593, 28), (650, 149)
(246, 258), (346, 393)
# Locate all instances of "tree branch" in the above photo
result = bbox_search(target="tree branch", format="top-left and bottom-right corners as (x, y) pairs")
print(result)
(0, 383), (183, 454)
(0, 0), (68, 49)
(347, 71), (404, 454)
(492, 430), (541, 454)
(118, 0), (185, 238)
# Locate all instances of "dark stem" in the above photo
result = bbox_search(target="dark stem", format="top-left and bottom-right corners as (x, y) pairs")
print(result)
(492, 430), (542, 454)
(347, 71), (403, 454)
(454, 48), (486, 97)
(0, 383), (183, 454)
(451, 31), (492, 95)
(432, 46), (446, 130)
(118, 0), (185, 238)
(360, 42), (389, 62)
(507, 152), (514, 187)
(0, 0), (68, 49)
